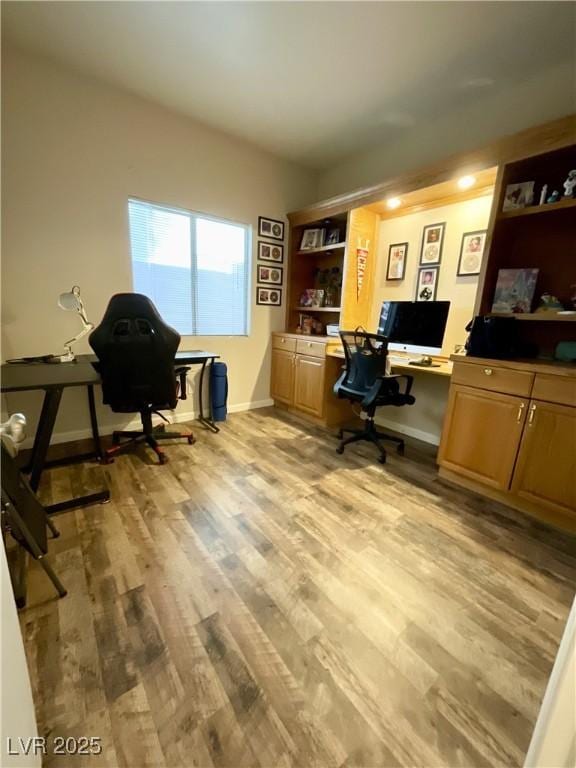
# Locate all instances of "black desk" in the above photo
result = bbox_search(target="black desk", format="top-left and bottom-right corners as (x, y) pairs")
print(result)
(1, 350), (219, 515)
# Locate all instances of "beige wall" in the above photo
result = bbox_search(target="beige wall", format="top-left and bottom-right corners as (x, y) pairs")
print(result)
(1, 45), (316, 441)
(371, 193), (493, 444)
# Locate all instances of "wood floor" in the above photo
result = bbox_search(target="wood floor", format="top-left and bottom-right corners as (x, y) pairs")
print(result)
(18, 408), (576, 768)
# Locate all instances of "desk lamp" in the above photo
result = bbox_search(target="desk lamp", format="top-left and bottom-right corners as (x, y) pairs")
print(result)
(57, 286), (93, 362)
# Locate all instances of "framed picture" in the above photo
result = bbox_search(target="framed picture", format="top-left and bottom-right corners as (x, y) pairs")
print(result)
(491, 268), (539, 314)
(416, 267), (439, 302)
(258, 216), (284, 241)
(257, 264), (283, 285)
(386, 242), (408, 281)
(258, 241), (284, 263)
(326, 228), (341, 245)
(256, 287), (282, 306)
(457, 230), (486, 276)
(300, 228), (325, 251)
(419, 222), (445, 265)
(502, 182), (535, 211)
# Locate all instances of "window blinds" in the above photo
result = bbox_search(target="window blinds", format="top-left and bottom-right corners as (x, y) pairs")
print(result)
(128, 199), (250, 336)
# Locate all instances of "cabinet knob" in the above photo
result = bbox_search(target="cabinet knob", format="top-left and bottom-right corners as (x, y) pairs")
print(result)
(484, 368), (493, 376)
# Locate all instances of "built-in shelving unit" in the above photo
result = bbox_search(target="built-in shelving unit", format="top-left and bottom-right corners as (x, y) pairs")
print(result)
(478, 142), (576, 355)
(497, 196), (576, 220)
(293, 306), (341, 313)
(296, 242), (346, 255)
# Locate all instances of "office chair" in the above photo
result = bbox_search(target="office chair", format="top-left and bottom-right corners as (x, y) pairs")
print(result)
(89, 293), (194, 465)
(334, 329), (415, 464)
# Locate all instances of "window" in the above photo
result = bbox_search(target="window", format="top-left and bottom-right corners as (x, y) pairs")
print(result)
(128, 198), (250, 335)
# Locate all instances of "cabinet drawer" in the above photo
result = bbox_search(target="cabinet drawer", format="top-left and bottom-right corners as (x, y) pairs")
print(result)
(532, 374), (576, 407)
(272, 334), (296, 352)
(452, 361), (533, 397)
(296, 339), (326, 359)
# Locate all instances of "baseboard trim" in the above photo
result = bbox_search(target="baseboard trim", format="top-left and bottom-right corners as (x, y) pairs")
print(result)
(374, 417), (440, 446)
(20, 398), (275, 449)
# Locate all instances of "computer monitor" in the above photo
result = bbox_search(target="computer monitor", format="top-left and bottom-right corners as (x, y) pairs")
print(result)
(377, 300), (450, 356)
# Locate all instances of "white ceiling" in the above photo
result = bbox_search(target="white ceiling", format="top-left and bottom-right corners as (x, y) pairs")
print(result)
(2, 2), (574, 170)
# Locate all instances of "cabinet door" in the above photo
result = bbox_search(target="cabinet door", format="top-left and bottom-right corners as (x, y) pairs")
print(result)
(438, 385), (527, 490)
(270, 349), (295, 405)
(511, 401), (576, 516)
(294, 354), (325, 417)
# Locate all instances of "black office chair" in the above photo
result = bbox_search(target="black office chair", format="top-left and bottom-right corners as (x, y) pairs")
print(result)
(334, 329), (415, 463)
(89, 293), (194, 465)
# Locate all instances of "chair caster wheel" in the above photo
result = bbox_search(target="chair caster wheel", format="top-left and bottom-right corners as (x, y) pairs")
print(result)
(336, 446), (344, 455)
(397, 444), (405, 456)
(337, 429), (343, 439)
(378, 454), (387, 464)
(187, 435), (196, 445)
(158, 454), (167, 465)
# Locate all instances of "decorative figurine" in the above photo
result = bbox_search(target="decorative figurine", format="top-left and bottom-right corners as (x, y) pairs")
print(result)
(563, 170), (576, 198)
(539, 184), (548, 205)
(546, 190), (560, 204)
(535, 293), (564, 313)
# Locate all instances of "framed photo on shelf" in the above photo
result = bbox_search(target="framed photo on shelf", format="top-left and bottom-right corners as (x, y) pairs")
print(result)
(386, 242), (408, 281)
(502, 182), (535, 211)
(326, 228), (341, 245)
(457, 230), (486, 276)
(258, 241), (284, 263)
(258, 216), (285, 241)
(415, 267), (439, 302)
(419, 222), (445, 265)
(257, 264), (283, 285)
(300, 228), (325, 251)
(256, 287), (282, 306)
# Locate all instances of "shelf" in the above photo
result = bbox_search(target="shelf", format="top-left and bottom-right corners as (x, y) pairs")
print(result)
(489, 312), (576, 322)
(293, 306), (341, 313)
(296, 242), (346, 255)
(498, 197), (576, 220)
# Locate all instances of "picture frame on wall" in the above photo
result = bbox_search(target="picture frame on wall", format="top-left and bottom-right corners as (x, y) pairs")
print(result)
(256, 287), (282, 306)
(258, 216), (285, 241)
(258, 241), (284, 263)
(419, 222), (445, 266)
(257, 264), (283, 285)
(416, 267), (439, 302)
(386, 242), (408, 281)
(457, 230), (486, 276)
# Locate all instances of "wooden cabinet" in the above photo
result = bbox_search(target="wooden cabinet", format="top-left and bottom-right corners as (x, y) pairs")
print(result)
(270, 348), (295, 405)
(439, 356), (576, 531)
(438, 385), (528, 490)
(511, 401), (576, 516)
(294, 354), (325, 417)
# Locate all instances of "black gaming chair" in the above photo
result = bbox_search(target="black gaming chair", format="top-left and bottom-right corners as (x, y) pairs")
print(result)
(334, 329), (415, 463)
(89, 293), (194, 464)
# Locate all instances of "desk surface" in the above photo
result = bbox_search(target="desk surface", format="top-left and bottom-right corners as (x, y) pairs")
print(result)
(1, 350), (219, 393)
(326, 348), (453, 377)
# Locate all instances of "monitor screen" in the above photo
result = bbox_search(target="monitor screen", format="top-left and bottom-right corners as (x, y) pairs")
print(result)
(377, 300), (450, 354)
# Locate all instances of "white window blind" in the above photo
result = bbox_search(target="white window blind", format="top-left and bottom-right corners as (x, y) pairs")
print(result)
(128, 198), (250, 336)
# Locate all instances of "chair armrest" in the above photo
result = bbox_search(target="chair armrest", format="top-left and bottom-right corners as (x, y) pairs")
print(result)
(333, 368), (348, 397)
(361, 373), (414, 408)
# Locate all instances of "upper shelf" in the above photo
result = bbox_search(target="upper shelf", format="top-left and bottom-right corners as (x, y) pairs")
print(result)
(497, 197), (576, 220)
(293, 306), (341, 313)
(489, 312), (576, 322)
(296, 242), (346, 255)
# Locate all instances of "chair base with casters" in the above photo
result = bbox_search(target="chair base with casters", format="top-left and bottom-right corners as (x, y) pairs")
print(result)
(336, 407), (405, 464)
(103, 407), (195, 465)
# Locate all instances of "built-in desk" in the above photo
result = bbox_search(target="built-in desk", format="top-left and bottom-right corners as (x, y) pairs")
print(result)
(326, 346), (453, 377)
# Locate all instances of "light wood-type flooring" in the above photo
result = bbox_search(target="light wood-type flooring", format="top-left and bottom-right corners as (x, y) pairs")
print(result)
(17, 408), (576, 767)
